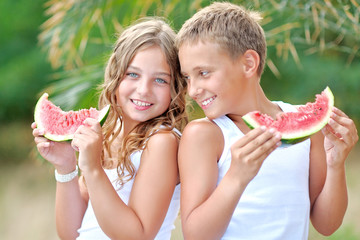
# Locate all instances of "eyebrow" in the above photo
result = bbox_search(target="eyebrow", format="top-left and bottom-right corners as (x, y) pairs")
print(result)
(128, 65), (171, 77)
(181, 65), (212, 75)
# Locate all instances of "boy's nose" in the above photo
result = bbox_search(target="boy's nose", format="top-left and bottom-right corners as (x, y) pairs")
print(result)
(187, 81), (201, 99)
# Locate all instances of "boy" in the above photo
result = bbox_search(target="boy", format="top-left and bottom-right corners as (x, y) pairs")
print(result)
(176, 2), (358, 239)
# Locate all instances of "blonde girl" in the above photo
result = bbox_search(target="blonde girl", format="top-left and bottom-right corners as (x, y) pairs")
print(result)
(32, 17), (187, 240)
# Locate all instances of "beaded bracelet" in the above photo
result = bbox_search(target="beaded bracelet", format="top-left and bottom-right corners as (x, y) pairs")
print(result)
(55, 165), (79, 183)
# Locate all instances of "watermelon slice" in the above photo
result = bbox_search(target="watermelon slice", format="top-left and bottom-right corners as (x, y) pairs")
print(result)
(242, 86), (334, 144)
(34, 93), (110, 142)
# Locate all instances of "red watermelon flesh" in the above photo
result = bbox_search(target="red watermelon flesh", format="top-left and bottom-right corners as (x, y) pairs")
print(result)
(242, 87), (334, 144)
(34, 93), (110, 141)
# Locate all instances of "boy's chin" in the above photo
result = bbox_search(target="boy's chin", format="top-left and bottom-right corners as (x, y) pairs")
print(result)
(203, 111), (222, 120)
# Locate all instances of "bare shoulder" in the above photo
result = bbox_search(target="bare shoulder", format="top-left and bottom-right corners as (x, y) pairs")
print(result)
(182, 118), (223, 141)
(180, 118), (224, 161)
(179, 118), (223, 220)
(142, 130), (179, 164)
(139, 129), (179, 181)
(147, 129), (179, 148)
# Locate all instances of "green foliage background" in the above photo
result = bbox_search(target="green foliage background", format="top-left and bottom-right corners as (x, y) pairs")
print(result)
(0, 0), (52, 123)
(1, 0), (359, 126)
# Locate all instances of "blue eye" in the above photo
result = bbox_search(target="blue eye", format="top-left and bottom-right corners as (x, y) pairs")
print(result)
(127, 72), (138, 78)
(182, 75), (190, 81)
(155, 78), (167, 84)
(200, 71), (208, 76)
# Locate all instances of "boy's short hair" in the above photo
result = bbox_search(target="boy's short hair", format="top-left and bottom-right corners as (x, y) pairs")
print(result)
(176, 2), (267, 75)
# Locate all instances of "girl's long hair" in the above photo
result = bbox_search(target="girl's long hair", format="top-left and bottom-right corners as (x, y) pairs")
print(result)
(98, 17), (187, 186)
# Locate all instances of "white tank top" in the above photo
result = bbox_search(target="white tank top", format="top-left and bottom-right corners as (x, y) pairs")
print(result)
(77, 130), (180, 240)
(212, 101), (311, 240)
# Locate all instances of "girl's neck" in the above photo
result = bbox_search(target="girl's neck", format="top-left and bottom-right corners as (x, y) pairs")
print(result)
(120, 118), (138, 136)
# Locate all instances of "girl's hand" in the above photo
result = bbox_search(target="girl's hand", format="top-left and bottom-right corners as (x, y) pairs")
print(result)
(229, 126), (281, 185)
(31, 122), (77, 173)
(71, 118), (103, 172)
(322, 107), (358, 167)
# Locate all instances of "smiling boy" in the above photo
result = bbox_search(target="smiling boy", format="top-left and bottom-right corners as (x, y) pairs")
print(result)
(176, 2), (358, 240)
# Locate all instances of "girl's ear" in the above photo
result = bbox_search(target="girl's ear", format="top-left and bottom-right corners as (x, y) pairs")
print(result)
(242, 49), (260, 78)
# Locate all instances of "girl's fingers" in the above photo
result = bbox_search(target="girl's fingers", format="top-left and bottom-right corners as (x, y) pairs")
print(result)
(34, 136), (47, 145)
(72, 120), (102, 151)
(38, 141), (51, 149)
(71, 138), (79, 152)
(33, 128), (45, 137)
(83, 118), (102, 133)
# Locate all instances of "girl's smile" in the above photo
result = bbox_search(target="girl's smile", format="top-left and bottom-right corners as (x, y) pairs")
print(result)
(131, 99), (153, 110)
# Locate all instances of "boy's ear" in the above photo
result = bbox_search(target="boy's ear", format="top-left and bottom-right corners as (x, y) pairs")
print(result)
(242, 49), (260, 77)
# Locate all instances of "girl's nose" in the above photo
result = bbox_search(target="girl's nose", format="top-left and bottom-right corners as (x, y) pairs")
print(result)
(136, 78), (151, 96)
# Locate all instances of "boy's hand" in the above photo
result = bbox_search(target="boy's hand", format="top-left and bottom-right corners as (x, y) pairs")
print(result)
(32, 122), (77, 174)
(71, 118), (103, 172)
(229, 126), (281, 184)
(322, 107), (358, 167)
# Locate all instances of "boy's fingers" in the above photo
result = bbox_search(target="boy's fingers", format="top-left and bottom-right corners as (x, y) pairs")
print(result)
(232, 127), (281, 158)
(235, 126), (267, 148)
(328, 115), (358, 144)
(330, 112), (354, 130)
(248, 133), (281, 161)
(332, 107), (348, 118)
(322, 126), (343, 145)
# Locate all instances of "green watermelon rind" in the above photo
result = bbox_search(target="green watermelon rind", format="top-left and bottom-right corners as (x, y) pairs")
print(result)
(34, 93), (110, 142)
(242, 87), (334, 145)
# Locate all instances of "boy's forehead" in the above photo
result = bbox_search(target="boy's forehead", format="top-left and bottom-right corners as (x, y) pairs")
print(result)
(179, 39), (221, 55)
(179, 40), (231, 58)
(178, 40), (234, 71)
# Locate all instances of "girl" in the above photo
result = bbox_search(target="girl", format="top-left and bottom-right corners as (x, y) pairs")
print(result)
(32, 17), (187, 240)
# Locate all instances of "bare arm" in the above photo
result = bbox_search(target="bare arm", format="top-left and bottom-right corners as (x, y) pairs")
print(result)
(32, 122), (88, 239)
(310, 107), (358, 235)
(73, 119), (179, 240)
(178, 120), (281, 240)
(55, 176), (89, 239)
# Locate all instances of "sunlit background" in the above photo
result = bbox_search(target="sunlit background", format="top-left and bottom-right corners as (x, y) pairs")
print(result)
(0, 0), (359, 239)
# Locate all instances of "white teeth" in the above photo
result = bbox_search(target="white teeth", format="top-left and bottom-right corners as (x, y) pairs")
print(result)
(133, 100), (151, 107)
(202, 96), (216, 106)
